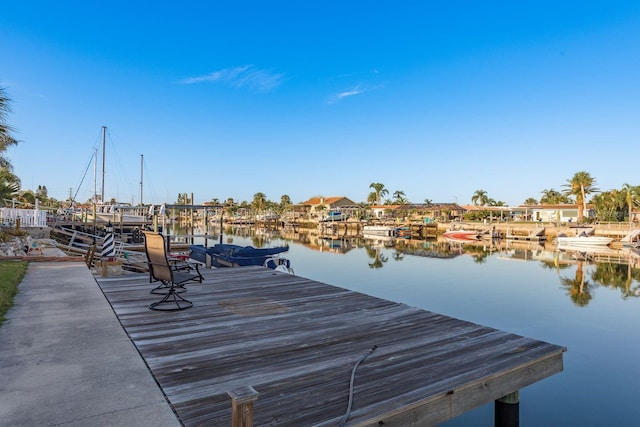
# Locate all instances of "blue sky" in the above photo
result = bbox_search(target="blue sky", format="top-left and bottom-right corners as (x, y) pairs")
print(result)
(2, 1), (639, 207)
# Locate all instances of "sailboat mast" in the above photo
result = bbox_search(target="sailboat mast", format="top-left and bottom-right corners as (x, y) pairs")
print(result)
(93, 148), (97, 205)
(93, 147), (97, 233)
(101, 125), (106, 203)
(139, 154), (143, 206)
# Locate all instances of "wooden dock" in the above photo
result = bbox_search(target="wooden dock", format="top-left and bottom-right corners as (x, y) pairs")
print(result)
(96, 267), (565, 426)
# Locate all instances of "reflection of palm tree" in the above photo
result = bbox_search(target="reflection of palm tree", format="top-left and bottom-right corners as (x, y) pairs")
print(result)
(368, 248), (388, 269)
(392, 251), (404, 261)
(560, 260), (594, 306)
(472, 253), (488, 263)
(591, 261), (639, 299)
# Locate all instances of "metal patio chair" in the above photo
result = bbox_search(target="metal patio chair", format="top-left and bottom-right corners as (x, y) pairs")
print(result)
(143, 231), (199, 311)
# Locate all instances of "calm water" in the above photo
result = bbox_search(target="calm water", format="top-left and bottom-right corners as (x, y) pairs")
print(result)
(186, 228), (640, 426)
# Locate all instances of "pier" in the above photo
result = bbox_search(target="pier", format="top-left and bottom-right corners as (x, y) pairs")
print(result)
(96, 266), (565, 426)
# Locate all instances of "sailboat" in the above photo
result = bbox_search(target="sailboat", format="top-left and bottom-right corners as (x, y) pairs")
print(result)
(72, 126), (159, 227)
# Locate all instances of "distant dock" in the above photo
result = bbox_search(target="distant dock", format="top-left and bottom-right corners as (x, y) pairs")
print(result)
(96, 266), (565, 426)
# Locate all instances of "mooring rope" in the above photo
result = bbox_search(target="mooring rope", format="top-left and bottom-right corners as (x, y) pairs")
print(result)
(338, 345), (378, 427)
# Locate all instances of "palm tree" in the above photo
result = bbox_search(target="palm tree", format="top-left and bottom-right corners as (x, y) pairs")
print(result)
(17, 189), (36, 207)
(621, 183), (639, 222)
(175, 193), (190, 204)
(0, 168), (20, 206)
(392, 190), (407, 204)
(251, 192), (267, 213)
(540, 188), (571, 204)
(524, 197), (538, 205)
(1, 87), (19, 171)
(471, 189), (489, 206)
(280, 194), (291, 206)
(366, 192), (377, 204)
(563, 171), (599, 223)
(369, 182), (388, 205)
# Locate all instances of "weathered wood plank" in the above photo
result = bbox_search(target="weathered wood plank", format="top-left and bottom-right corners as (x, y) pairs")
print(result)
(95, 265), (565, 426)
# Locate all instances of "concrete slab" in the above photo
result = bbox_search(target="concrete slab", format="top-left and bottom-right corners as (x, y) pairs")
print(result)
(0, 262), (181, 426)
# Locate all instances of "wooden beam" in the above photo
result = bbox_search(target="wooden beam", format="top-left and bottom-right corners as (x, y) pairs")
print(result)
(347, 350), (563, 426)
(228, 386), (259, 427)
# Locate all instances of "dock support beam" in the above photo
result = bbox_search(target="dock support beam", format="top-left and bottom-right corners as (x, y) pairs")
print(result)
(495, 390), (519, 427)
(228, 386), (259, 427)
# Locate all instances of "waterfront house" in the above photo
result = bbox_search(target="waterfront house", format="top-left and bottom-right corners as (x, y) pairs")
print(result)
(461, 204), (512, 221)
(299, 196), (360, 221)
(511, 204), (594, 223)
(371, 203), (466, 222)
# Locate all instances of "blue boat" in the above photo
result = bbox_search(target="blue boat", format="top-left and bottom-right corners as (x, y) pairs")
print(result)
(320, 209), (348, 222)
(189, 244), (290, 268)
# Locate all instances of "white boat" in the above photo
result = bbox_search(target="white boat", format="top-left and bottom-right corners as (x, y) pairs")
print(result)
(620, 229), (640, 247)
(75, 203), (159, 226)
(363, 225), (398, 237)
(556, 235), (613, 246)
(557, 243), (621, 255)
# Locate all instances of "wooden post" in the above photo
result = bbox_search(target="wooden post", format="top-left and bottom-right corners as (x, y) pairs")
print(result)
(495, 390), (519, 427)
(228, 386), (258, 427)
(220, 214), (223, 244)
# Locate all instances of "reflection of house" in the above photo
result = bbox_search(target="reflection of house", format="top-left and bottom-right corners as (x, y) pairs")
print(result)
(511, 204), (595, 223)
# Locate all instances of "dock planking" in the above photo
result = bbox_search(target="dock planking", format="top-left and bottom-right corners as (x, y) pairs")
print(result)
(96, 266), (565, 426)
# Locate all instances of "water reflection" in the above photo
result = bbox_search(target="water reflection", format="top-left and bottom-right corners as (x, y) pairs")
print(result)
(171, 223), (640, 426)
(365, 246), (388, 268)
(171, 223), (640, 305)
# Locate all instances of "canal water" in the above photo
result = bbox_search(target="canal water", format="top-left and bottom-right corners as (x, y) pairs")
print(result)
(185, 228), (640, 426)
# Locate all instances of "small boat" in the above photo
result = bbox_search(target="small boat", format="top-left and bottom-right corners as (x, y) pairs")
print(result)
(74, 203), (154, 226)
(620, 229), (640, 247)
(363, 225), (399, 237)
(556, 235), (614, 246)
(556, 227), (613, 246)
(189, 244), (290, 268)
(443, 229), (481, 240)
(557, 243), (621, 256)
(320, 210), (348, 222)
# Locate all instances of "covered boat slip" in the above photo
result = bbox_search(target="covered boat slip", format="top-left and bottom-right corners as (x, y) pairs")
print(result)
(96, 267), (565, 426)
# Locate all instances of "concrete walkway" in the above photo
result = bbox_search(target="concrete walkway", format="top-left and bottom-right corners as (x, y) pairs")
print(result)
(0, 261), (181, 427)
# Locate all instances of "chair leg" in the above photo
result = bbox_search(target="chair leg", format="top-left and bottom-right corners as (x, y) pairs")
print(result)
(151, 281), (187, 295)
(149, 286), (193, 311)
(193, 263), (203, 283)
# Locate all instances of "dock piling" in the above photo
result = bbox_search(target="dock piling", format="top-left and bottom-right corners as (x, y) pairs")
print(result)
(228, 386), (259, 427)
(495, 390), (519, 427)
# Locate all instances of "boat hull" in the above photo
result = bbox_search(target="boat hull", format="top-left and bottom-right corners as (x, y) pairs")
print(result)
(443, 230), (480, 240)
(363, 225), (398, 237)
(189, 244), (290, 268)
(556, 236), (613, 246)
